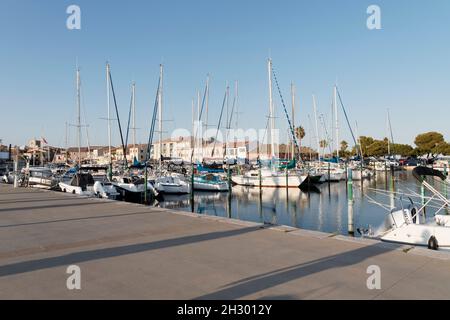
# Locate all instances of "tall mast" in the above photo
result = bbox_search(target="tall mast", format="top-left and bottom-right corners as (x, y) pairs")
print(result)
(234, 80), (239, 146)
(387, 108), (394, 156)
(76, 67), (81, 166)
(386, 110), (390, 156)
(205, 75), (209, 145)
(197, 90), (201, 160)
(132, 82), (136, 147)
(225, 84), (230, 158)
(334, 85), (340, 159)
(191, 98), (195, 154)
(235, 81), (239, 128)
(312, 94), (320, 160)
(65, 121), (68, 151)
(268, 59), (275, 159)
(291, 82), (295, 160)
(158, 64), (163, 167)
(106, 63), (112, 166)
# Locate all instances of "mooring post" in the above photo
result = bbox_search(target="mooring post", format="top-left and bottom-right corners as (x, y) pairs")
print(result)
(347, 167), (354, 235)
(190, 163), (195, 213)
(327, 162), (331, 186)
(13, 154), (18, 188)
(347, 167), (353, 201)
(144, 164), (148, 204)
(344, 161), (348, 182)
(421, 182), (426, 216)
(285, 166), (288, 188)
(445, 163), (449, 198)
(228, 163), (232, 193)
(390, 164), (395, 190)
(258, 161), (262, 189)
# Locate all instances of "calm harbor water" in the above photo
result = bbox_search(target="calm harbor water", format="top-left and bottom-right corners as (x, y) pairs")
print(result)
(156, 170), (449, 236)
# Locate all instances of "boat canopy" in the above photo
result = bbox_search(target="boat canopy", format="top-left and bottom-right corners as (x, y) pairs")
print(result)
(277, 159), (296, 170)
(70, 173), (95, 188)
(412, 166), (447, 181)
(197, 162), (224, 173)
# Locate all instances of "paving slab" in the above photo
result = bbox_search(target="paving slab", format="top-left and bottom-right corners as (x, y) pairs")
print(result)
(0, 184), (449, 299)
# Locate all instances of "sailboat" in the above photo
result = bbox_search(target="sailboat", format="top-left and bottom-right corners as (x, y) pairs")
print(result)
(152, 64), (191, 194)
(232, 59), (306, 188)
(191, 79), (230, 191)
(104, 63), (160, 201)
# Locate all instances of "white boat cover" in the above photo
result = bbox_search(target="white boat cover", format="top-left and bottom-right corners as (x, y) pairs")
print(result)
(435, 215), (450, 227)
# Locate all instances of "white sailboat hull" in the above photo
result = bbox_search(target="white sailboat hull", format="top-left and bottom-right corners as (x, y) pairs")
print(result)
(193, 181), (228, 191)
(232, 173), (305, 188)
(155, 175), (190, 194)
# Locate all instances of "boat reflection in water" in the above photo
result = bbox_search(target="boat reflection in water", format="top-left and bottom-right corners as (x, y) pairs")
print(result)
(152, 171), (437, 237)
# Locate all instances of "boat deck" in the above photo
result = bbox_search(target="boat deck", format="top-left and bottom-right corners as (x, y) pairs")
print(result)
(1, 184), (450, 299)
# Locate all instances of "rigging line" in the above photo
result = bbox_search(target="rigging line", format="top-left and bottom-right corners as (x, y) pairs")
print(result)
(211, 90), (227, 158)
(80, 80), (93, 163)
(108, 69), (127, 162)
(335, 86), (359, 155)
(319, 114), (333, 155)
(271, 65), (302, 162)
(261, 115), (270, 150)
(124, 85), (133, 153)
(145, 78), (161, 162)
(190, 80), (209, 162)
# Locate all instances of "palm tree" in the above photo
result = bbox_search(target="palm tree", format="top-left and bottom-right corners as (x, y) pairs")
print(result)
(340, 140), (348, 153)
(294, 126), (305, 156)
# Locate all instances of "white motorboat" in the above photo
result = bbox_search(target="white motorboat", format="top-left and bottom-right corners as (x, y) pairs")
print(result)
(111, 175), (159, 202)
(59, 173), (119, 199)
(374, 167), (450, 250)
(317, 167), (346, 182)
(232, 168), (306, 188)
(193, 173), (229, 191)
(26, 167), (57, 189)
(155, 174), (190, 194)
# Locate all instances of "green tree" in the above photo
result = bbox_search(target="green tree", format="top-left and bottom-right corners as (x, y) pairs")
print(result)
(434, 142), (450, 155)
(340, 140), (348, 153)
(391, 143), (414, 157)
(414, 132), (445, 155)
(367, 140), (388, 157)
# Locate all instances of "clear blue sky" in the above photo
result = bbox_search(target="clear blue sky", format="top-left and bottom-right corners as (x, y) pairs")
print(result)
(1, 0), (449, 148)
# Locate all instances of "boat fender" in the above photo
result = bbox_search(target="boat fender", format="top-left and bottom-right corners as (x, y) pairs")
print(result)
(428, 236), (439, 250)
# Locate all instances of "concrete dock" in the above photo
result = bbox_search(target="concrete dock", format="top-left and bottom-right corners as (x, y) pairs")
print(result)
(1, 184), (450, 299)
